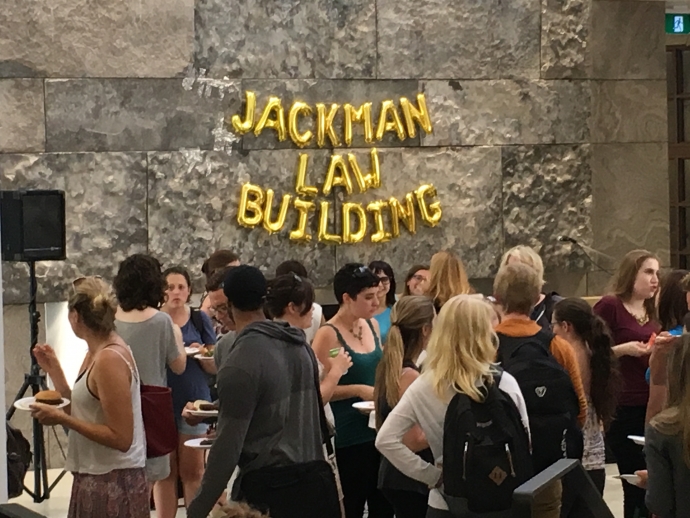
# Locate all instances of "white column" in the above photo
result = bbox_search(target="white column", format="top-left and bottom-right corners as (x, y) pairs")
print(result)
(0, 215), (9, 503)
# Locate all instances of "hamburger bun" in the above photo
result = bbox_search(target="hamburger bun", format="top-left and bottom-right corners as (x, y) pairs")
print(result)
(194, 400), (218, 412)
(35, 390), (63, 406)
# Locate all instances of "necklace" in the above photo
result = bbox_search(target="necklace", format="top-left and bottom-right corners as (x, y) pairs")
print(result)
(346, 319), (364, 344)
(623, 303), (649, 326)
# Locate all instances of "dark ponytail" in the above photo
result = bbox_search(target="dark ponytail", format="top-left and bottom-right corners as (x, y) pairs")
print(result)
(553, 298), (621, 430)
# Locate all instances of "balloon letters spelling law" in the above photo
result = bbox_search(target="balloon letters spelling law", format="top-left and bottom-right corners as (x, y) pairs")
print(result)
(342, 203), (367, 244)
(295, 154), (318, 197)
(375, 100), (406, 142)
(316, 103), (341, 148)
(415, 184), (443, 227)
(229, 91), (256, 135)
(237, 183), (265, 227)
(288, 102), (313, 148)
(263, 189), (292, 234)
(254, 96), (287, 141)
(347, 148), (380, 193)
(290, 198), (315, 242)
(322, 155), (354, 196)
(318, 201), (342, 244)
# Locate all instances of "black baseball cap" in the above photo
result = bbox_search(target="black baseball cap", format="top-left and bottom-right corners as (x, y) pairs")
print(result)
(223, 265), (267, 311)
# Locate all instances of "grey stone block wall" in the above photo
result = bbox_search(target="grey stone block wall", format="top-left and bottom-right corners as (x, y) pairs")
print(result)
(0, 0), (668, 303)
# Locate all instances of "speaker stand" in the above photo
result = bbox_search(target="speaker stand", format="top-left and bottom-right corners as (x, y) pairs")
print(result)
(5, 262), (67, 503)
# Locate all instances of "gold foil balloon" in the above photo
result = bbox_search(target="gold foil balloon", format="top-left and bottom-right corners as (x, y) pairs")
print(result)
(322, 155), (353, 196)
(295, 154), (318, 197)
(263, 189), (292, 234)
(375, 100), (406, 142)
(343, 102), (374, 146)
(367, 200), (392, 243)
(237, 183), (265, 227)
(290, 198), (315, 242)
(364, 148), (381, 189)
(400, 94), (433, 138)
(254, 96), (287, 141)
(288, 101), (313, 148)
(389, 193), (416, 237)
(342, 202), (367, 244)
(415, 184), (442, 227)
(318, 201), (342, 244)
(347, 153), (368, 193)
(316, 103), (341, 148)
(229, 90), (256, 135)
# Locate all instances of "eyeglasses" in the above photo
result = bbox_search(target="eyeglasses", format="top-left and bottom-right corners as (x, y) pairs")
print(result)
(411, 274), (428, 283)
(378, 276), (391, 285)
(212, 304), (229, 314)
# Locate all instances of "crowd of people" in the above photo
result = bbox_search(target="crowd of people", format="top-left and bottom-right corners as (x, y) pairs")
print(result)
(22, 246), (690, 518)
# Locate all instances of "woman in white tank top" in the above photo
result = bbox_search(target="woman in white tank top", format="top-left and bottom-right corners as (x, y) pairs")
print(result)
(30, 277), (148, 518)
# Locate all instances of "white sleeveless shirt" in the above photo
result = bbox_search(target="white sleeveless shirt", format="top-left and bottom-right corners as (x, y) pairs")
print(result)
(65, 347), (146, 475)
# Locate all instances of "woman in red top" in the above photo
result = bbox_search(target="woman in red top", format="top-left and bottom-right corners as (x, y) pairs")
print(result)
(594, 249), (660, 518)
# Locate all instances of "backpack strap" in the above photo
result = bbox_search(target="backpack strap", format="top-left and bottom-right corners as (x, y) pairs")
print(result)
(302, 342), (335, 456)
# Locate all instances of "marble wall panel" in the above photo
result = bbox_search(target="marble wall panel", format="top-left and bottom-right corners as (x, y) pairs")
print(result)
(0, 153), (148, 304)
(0, 79), (45, 153)
(147, 149), (338, 290)
(45, 79), (239, 153)
(422, 80), (590, 146)
(590, 80), (667, 143)
(590, 1), (665, 80)
(335, 146), (503, 279)
(237, 80), (422, 150)
(194, 0), (376, 79)
(540, 0), (591, 79)
(591, 143), (670, 263)
(0, 0), (193, 78)
(377, 0), (540, 79)
(502, 144), (593, 271)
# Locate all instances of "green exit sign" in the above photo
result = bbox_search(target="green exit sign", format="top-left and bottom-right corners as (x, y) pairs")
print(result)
(667, 14), (690, 34)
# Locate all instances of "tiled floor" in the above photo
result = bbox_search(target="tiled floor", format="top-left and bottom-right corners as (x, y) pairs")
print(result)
(13, 466), (625, 518)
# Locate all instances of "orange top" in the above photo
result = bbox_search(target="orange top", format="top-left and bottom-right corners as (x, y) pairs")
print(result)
(495, 318), (588, 426)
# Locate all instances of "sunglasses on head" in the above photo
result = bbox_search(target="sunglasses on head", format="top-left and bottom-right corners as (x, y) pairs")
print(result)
(352, 266), (372, 279)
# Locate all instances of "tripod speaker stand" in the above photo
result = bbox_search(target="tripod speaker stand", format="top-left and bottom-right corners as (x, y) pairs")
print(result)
(1, 189), (67, 503)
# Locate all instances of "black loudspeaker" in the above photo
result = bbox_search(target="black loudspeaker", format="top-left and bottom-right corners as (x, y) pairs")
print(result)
(0, 504), (46, 518)
(0, 190), (66, 262)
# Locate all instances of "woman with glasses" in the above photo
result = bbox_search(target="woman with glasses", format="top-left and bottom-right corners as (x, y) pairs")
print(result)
(31, 277), (148, 518)
(402, 265), (430, 297)
(369, 261), (397, 345)
(312, 264), (393, 518)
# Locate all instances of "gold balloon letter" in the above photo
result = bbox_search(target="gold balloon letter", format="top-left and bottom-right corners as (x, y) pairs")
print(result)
(263, 189), (292, 234)
(318, 201), (342, 244)
(375, 100), (406, 142)
(288, 102), (313, 148)
(389, 193), (417, 237)
(295, 154), (318, 197)
(316, 103), (341, 148)
(343, 103), (374, 146)
(254, 96), (287, 141)
(342, 203), (367, 244)
(322, 155), (353, 196)
(229, 90), (256, 135)
(290, 198), (315, 242)
(237, 183), (265, 228)
(400, 93), (433, 139)
(367, 200), (392, 243)
(415, 184), (443, 227)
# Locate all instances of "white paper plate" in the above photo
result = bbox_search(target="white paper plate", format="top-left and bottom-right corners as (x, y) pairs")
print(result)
(188, 408), (218, 417)
(628, 435), (645, 446)
(14, 396), (70, 411)
(194, 354), (215, 361)
(352, 401), (375, 412)
(615, 474), (642, 485)
(184, 438), (215, 449)
(185, 347), (201, 356)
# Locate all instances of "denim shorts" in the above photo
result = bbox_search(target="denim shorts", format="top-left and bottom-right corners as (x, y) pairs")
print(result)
(175, 415), (208, 436)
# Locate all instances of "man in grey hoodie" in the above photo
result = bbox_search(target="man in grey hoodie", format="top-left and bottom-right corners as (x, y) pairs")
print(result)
(187, 265), (339, 518)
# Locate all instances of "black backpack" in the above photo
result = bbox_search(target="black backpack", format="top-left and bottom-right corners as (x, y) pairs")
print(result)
(443, 370), (533, 515)
(7, 422), (31, 498)
(496, 330), (583, 473)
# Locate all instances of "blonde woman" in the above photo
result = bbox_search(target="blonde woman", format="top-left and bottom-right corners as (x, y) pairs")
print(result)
(374, 296), (435, 518)
(375, 296), (529, 518)
(426, 251), (473, 311)
(645, 335), (690, 517)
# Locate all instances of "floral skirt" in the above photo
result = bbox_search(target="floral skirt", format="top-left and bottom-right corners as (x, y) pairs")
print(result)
(68, 468), (149, 518)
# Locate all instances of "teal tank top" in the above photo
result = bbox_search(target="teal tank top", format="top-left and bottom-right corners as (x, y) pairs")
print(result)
(327, 320), (382, 448)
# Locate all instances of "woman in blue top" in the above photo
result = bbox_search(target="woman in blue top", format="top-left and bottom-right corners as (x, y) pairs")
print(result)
(369, 261), (397, 345)
(161, 266), (217, 510)
(312, 264), (393, 518)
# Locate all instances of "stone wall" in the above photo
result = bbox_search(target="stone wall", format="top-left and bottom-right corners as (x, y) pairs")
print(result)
(0, 0), (669, 304)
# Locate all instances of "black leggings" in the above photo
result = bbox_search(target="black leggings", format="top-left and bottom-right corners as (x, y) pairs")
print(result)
(608, 405), (648, 518)
(336, 442), (394, 518)
(381, 488), (428, 518)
